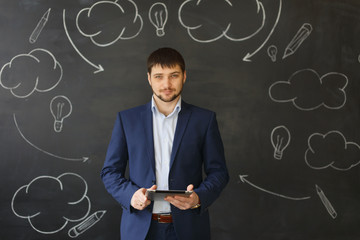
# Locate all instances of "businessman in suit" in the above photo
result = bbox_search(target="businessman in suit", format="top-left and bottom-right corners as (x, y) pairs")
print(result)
(101, 47), (229, 240)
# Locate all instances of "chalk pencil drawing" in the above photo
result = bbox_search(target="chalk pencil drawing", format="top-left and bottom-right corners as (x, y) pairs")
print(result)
(315, 185), (337, 219)
(267, 45), (278, 62)
(13, 113), (89, 162)
(0, 48), (62, 98)
(76, 0), (143, 47)
(283, 23), (312, 59)
(149, 2), (168, 37)
(63, 9), (104, 74)
(305, 131), (360, 171)
(29, 8), (51, 44)
(270, 125), (290, 160)
(239, 175), (311, 200)
(269, 69), (348, 111)
(68, 210), (106, 238)
(50, 95), (73, 133)
(11, 173), (91, 235)
(178, 0), (265, 43)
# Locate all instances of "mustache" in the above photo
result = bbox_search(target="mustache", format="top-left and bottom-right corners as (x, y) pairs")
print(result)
(160, 88), (175, 92)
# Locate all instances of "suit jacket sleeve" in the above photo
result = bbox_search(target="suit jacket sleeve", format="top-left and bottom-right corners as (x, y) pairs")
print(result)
(195, 112), (229, 214)
(101, 112), (139, 212)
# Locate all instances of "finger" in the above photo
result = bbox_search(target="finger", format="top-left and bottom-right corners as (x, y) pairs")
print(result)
(187, 184), (194, 191)
(149, 185), (157, 190)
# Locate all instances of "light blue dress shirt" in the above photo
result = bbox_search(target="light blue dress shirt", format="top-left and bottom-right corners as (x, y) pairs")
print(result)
(151, 96), (181, 213)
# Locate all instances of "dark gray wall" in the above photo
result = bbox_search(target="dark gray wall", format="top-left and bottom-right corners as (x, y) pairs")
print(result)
(1, 0), (360, 239)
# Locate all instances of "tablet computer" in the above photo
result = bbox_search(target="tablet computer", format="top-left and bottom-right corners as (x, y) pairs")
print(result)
(145, 190), (193, 201)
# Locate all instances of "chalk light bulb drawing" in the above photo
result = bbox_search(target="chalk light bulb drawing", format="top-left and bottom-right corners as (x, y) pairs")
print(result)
(148, 2), (168, 37)
(267, 45), (278, 62)
(50, 95), (72, 132)
(270, 125), (291, 160)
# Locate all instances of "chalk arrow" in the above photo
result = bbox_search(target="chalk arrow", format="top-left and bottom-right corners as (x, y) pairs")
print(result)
(239, 174), (311, 201)
(63, 9), (104, 74)
(14, 113), (89, 162)
(243, 0), (282, 62)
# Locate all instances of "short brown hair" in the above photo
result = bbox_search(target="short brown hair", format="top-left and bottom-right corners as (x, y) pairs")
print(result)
(147, 47), (185, 74)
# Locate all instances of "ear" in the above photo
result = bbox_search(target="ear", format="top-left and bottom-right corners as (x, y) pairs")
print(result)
(147, 72), (152, 86)
(183, 70), (187, 84)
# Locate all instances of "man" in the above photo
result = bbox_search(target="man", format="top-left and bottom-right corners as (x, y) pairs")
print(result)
(101, 47), (229, 240)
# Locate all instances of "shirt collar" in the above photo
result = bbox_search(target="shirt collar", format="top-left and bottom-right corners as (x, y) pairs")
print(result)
(151, 96), (182, 116)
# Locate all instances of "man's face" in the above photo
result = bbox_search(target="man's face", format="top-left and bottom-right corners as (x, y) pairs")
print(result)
(147, 64), (186, 103)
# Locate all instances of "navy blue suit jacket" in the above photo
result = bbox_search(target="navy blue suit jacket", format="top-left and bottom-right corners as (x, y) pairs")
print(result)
(101, 100), (229, 240)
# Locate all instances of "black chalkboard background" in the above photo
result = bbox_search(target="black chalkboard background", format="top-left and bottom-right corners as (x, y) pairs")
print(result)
(1, 0), (360, 239)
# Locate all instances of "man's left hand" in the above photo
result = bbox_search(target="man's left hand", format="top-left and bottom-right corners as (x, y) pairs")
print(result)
(165, 184), (200, 210)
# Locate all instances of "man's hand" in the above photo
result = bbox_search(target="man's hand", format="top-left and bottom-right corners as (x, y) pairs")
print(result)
(165, 184), (200, 210)
(131, 185), (156, 210)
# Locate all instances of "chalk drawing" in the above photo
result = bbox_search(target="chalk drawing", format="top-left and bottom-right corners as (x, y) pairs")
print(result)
(178, 0), (265, 43)
(243, 0), (282, 61)
(269, 69), (348, 111)
(239, 175), (311, 200)
(68, 210), (106, 238)
(63, 9), (104, 74)
(283, 23), (312, 59)
(76, 0), (143, 47)
(305, 130), (360, 171)
(0, 48), (62, 98)
(11, 173), (92, 234)
(270, 125), (290, 160)
(315, 185), (337, 219)
(29, 8), (51, 44)
(50, 95), (73, 133)
(267, 45), (278, 62)
(13, 113), (89, 162)
(149, 2), (168, 37)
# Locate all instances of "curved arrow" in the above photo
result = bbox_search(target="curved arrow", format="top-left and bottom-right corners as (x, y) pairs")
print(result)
(13, 113), (89, 162)
(243, 0), (282, 62)
(63, 9), (104, 74)
(239, 175), (311, 200)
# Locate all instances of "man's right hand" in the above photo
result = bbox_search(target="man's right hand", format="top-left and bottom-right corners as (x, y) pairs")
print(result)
(130, 185), (157, 210)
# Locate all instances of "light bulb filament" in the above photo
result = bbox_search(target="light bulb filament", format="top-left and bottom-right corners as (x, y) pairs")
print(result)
(57, 102), (64, 120)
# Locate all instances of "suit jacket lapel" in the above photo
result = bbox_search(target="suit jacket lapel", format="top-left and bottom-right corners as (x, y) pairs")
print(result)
(170, 101), (191, 170)
(141, 102), (156, 175)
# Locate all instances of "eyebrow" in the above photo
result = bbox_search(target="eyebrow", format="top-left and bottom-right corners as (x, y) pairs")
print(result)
(153, 71), (181, 76)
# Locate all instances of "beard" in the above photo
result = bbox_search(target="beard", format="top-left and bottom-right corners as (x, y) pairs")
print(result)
(153, 87), (183, 103)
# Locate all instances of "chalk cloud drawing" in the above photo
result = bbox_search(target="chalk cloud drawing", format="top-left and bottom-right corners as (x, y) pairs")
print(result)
(283, 23), (312, 59)
(11, 173), (91, 234)
(305, 131), (360, 171)
(267, 45), (277, 62)
(269, 69), (348, 111)
(178, 0), (265, 43)
(0, 49), (62, 98)
(50, 95), (73, 133)
(270, 125), (290, 160)
(29, 8), (51, 44)
(149, 2), (168, 37)
(76, 0), (143, 47)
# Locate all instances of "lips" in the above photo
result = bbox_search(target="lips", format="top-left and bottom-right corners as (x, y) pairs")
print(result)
(161, 89), (174, 95)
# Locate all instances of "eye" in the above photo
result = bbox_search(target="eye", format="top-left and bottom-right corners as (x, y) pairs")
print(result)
(154, 75), (162, 79)
(171, 74), (179, 79)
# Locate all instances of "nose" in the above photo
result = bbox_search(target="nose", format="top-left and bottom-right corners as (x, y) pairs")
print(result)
(163, 77), (172, 88)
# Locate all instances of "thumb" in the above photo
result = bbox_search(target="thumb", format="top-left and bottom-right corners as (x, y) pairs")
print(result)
(187, 184), (194, 191)
(149, 185), (157, 190)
